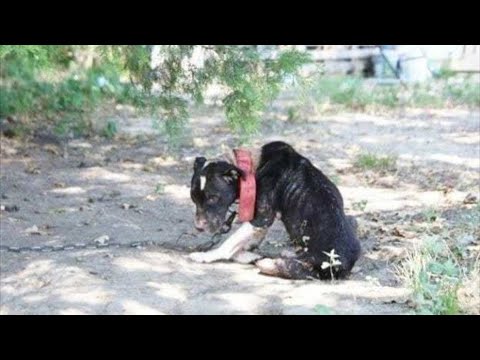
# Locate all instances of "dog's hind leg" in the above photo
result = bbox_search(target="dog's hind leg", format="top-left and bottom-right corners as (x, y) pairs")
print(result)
(256, 254), (351, 280)
(255, 255), (318, 280)
(255, 252), (349, 280)
(346, 215), (358, 235)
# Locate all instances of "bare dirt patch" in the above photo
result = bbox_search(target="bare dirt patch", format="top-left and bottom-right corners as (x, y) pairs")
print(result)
(1, 104), (479, 314)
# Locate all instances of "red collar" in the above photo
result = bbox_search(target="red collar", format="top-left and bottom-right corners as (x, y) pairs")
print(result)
(233, 149), (256, 222)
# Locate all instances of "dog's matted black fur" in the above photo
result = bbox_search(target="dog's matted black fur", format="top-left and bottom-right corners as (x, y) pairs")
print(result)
(190, 141), (361, 280)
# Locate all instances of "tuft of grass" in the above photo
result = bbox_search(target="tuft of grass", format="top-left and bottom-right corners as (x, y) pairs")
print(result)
(329, 174), (341, 185)
(421, 207), (439, 223)
(286, 106), (301, 123)
(352, 200), (368, 212)
(395, 236), (470, 315)
(306, 76), (401, 110)
(54, 114), (91, 138)
(295, 75), (480, 113)
(102, 120), (118, 139)
(457, 261), (480, 315)
(441, 77), (480, 107)
(354, 152), (397, 172)
(154, 183), (165, 195)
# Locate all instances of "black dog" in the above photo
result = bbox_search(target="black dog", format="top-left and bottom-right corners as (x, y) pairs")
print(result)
(189, 141), (361, 280)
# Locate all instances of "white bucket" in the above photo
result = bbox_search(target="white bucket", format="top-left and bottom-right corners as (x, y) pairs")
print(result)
(396, 46), (432, 83)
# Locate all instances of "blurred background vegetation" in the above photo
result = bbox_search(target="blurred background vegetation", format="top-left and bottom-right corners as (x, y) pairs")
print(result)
(1, 45), (478, 144)
(0, 45), (309, 142)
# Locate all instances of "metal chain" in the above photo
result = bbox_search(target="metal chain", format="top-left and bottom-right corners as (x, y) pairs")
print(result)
(199, 209), (237, 251)
(0, 236), (228, 254)
(0, 239), (186, 254)
(0, 210), (239, 255)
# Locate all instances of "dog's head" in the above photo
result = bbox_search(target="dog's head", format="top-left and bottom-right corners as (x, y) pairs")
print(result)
(190, 157), (244, 233)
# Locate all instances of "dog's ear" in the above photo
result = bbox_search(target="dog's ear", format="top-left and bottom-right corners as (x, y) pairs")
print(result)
(221, 144), (237, 165)
(194, 157), (207, 172)
(223, 165), (245, 183)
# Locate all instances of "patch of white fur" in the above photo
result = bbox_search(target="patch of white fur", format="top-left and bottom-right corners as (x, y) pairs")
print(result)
(232, 251), (263, 264)
(200, 176), (207, 190)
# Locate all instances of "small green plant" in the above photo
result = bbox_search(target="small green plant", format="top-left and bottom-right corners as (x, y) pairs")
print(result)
(354, 152), (397, 172)
(352, 200), (368, 212)
(286, 106), (301, 123)
(321, 249), (342, 281)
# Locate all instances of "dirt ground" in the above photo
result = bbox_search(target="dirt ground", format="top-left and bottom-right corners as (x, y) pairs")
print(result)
(1, 99), (479, 314)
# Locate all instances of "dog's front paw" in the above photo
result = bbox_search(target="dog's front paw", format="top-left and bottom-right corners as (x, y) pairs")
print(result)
(233, 251), (263, 264)
(255, 258), (280, 275)
(189, 252), (217, 263)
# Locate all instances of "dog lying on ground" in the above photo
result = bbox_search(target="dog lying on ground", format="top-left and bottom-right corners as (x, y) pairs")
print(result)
(188, 141), (361, 280)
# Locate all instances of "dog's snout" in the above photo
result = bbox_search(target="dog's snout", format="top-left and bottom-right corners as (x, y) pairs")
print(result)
(194, 217), (207, 232)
